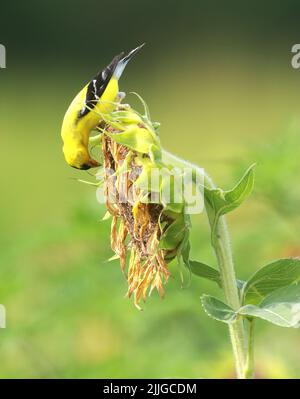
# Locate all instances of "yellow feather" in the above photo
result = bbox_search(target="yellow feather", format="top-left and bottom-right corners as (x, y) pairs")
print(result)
(61, 77), (119, 169)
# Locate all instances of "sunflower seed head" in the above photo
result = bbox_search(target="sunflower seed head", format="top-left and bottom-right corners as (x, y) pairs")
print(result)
(100, 102), (190, 308)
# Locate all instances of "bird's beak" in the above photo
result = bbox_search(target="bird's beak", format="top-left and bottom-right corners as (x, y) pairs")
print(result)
(87, 158), (100, 169)
(114, 43), (145, 80)
(122, 43), (145, 64)
(74, 158), (100, 170)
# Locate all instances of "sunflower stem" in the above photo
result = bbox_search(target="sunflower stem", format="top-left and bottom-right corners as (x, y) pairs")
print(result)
(208, 212), (247, 378)
(244, 319), (255, 379)
(162, 150), (248, 378)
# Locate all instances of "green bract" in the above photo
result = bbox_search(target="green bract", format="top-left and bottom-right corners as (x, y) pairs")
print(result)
(105, 125), (160, 155)
(204, 164), (255, 236)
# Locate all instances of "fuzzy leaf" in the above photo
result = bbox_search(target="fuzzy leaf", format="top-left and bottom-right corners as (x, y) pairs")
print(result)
(201, 295), (237, 323)
(188, 261), (245, 292)
(243, 258), (300, 304)
(223, 164), (256, 208)
(239, 283), (300, 328)
(189, 261), (222, 287)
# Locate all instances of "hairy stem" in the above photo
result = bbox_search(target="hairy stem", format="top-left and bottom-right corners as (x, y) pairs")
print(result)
(244, 319), (255, 379)
(162, 150), (248, 378)
(210, 214), (247, 378)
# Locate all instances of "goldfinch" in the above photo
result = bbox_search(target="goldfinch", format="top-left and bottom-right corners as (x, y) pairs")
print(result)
(61, 44), (145, 170)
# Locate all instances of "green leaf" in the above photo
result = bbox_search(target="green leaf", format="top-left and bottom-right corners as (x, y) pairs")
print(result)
(239, 284), (300, 328)
(223, 164), (256, 207)
(201, 295), (237, 323)
(188, 261), (245, 292)
(243, 258), (300, 304)
(189, 260), (222, 287)
(205, 164), (255, 228)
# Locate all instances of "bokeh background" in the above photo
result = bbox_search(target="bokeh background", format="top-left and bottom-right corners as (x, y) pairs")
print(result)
(1, 0), (300, 378)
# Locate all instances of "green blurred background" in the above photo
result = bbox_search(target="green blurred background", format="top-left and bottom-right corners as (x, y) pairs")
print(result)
(1, 0), (300, 378)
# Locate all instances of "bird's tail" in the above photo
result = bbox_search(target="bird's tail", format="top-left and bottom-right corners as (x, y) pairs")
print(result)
(114, 43), (145, 80)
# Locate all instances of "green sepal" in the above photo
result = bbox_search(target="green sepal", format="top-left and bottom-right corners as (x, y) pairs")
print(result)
(105, 125), (159, 155)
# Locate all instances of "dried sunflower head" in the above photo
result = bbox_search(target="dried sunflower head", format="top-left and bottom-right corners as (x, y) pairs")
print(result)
(95, 95), (191, 308)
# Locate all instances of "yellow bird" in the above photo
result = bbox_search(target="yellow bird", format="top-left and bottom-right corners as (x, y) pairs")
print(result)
(61, 44), (144, 169)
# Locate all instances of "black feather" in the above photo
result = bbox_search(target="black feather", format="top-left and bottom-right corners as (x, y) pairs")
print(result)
(79, 52), (124, 118)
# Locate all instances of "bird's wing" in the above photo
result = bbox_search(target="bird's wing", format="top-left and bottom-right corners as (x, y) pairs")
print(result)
(79, 52), (124, 118)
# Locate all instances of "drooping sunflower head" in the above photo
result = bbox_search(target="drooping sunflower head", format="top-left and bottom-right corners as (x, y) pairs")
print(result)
(95, 95), (191, 308)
